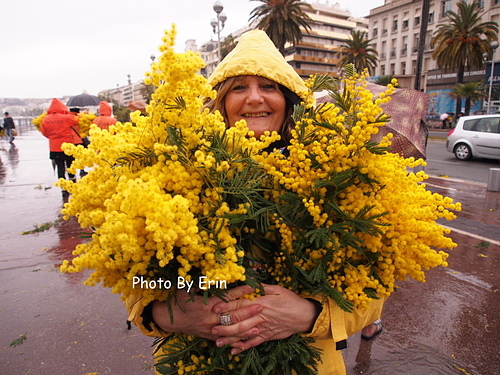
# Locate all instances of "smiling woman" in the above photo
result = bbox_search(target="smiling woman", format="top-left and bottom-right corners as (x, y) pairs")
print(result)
(224, 76), (286, 137)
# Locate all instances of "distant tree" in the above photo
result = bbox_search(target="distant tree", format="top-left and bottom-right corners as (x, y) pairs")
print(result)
(338, 30), (379, 75)
(249, 0), (314, 55)
(113, 105), (131, 123)
(140, 83), (155, 104)
(374, 75), (398, 87)
(431, 1), (498, 114)
(221, 34), (237, 60)
(449, 81), (486, 115)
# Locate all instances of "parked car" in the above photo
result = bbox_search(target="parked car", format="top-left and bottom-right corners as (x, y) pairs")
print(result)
(446, 114), (500, 161)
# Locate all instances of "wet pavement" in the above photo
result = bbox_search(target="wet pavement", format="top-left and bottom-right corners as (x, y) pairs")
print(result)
(1, 129), (499, 375)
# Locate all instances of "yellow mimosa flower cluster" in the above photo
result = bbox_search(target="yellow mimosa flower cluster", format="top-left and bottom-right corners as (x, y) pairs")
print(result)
(76, 112), (97, 137)
(32, 112), (46, 131)
(58, 26), (253, 305)
(31, 111), (95, 136)
(254, 72), (459, 308)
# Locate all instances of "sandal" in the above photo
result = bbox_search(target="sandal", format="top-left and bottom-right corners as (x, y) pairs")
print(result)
(361, 319), (383, 341)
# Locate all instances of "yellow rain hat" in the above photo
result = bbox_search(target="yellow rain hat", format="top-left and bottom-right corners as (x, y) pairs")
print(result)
(208, 30), (309, 102)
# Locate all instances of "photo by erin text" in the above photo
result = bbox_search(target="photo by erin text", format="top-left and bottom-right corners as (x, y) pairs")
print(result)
(132, 276), (227, 293)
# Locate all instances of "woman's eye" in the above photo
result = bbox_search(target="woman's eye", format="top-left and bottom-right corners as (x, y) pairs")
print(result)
(231, 85), (246, 91)
(262, 84), (277, 90)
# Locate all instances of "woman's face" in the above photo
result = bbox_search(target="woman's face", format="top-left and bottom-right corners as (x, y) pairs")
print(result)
(224, 75), (286, 137)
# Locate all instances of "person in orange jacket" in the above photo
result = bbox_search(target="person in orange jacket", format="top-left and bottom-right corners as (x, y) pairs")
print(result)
(92, 101), (117, 131)
(41, 98), (79, 197)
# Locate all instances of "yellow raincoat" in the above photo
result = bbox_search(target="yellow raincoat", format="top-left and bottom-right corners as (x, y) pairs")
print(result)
(126, 30), (385, 375)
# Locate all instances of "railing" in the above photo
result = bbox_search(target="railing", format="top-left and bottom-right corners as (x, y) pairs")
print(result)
(7, 117), (36, 136)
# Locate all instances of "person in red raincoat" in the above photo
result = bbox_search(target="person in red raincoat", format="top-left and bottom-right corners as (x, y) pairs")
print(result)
(92, 101), (117, 131)
(41, 98), (79, 197)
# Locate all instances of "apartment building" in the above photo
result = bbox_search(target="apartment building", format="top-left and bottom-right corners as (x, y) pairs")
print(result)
(285, 1), (368, 79)
(368, 0), (500, 114)
(102, 80), (144, 107)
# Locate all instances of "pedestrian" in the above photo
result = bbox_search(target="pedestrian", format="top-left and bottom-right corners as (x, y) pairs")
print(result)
(92, 101), (117, 131)
(69, 108), (84, 147)
(126, 30), (384, 375)
(440, 112), (450, 129)
(3, 112), (16, 143)
(69, 107), (88, 177)
(41, 98), (79, 197)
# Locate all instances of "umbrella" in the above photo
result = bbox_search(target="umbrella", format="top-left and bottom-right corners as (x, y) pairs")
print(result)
(316, 83), (429, 159)
(127, 100), (147, 113)
(67, 93), (101, 107)
(440, 113), (450, 121)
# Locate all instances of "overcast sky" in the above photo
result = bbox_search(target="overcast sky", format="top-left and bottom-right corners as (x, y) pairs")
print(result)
(0, 0), (384, 99)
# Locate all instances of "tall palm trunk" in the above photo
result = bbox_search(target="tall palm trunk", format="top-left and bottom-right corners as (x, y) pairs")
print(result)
(456, 65), (465, 115)
(414, 0), (430, 91)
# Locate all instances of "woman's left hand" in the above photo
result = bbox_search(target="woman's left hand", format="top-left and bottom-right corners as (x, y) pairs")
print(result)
(211, 284), (319, 355)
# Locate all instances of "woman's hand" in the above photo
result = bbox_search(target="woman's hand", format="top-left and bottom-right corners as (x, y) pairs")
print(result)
(151, 285), (262, 341)
(211, 284), (320, 355)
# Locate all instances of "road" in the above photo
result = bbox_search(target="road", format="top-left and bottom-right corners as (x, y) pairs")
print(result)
(425, 137), (499, 184)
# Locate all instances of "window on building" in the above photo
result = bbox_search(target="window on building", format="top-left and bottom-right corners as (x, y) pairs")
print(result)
(415, 15), (420, 27)
(392, 18), (398, 32)
(373, 28), (378, 37)
(413, 34), (420, 53)
(441, 1), (452, 18)
(428, 12), (434, 23)
(403, 19), (409, 30)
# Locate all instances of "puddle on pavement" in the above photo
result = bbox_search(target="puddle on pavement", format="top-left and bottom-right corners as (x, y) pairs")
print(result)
(348, 342), (476, 374)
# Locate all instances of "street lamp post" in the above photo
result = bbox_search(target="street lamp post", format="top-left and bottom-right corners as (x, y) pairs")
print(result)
(210, 1), (227, 64)
(484, 41), (499, 114)
(127, 74), (132, 104)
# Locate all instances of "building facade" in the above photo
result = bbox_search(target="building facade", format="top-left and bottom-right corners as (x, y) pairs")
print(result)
(368, 0), (500, 114)
(285, 1), (368, 79)
(101, 79), (145, 107)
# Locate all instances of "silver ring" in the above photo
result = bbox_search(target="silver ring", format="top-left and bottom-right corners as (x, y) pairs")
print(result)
(220, 312), (232, 326)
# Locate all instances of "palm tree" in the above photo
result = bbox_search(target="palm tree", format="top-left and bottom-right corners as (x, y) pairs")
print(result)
(338, 30), (379, 75)
(221, 34), (237, 60)
(449, 81), (486, 116)
(249, 0), (314, 55)
(431, 1), (498, 114)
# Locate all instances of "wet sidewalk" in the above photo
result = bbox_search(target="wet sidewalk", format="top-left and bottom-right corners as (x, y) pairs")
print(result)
(1, 129), (499, 375)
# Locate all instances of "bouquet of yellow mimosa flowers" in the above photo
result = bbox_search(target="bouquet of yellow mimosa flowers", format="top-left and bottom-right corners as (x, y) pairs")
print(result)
(58, 26), (460, 374)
